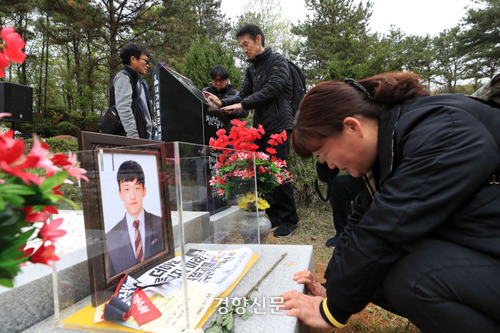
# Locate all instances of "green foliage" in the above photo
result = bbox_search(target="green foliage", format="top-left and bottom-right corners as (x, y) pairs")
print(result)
(457, 0), (500, 78)
(58, 182), (82, 210)
(236, 0), (301, 60)
(81, 112), (101, 132)
(33, 118), (57, 137)
(24, 137), (78, 154)
(292, 0), (375, 83)
(191, 0), (232, 43)
(2, 0), (499, 128)
(56, 121), (80, 137)
(397, 34), (437, 89)
(142, 0), (200, 71)
(43, 137), (79, 152)
(288, 150), (317, 206)
(432, 28), (469, 92)
(204, 297), (253, 333)
(180, 38), (242, 90)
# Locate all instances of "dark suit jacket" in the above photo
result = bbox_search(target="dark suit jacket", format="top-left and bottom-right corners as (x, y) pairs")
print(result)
(106, 210), (164, 277)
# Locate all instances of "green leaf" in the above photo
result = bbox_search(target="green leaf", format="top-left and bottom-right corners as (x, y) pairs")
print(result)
(57, 195), (80, 210)
(44, 193), (64, 204)
(222, 315), (231, 326)
(0, 277), (14, 288)
(40, 171), (69, 192)
(0, 255), (30, 269)
(2, 184), (36, 195)
(226, 315), (234, 331)
(205, 324), (222, 333)
(0, 194), (26, 208)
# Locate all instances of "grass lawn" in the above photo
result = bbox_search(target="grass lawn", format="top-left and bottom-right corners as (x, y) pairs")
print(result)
(266, 202), (421, 333)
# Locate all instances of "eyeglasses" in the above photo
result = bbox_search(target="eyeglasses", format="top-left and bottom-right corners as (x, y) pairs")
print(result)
(139, 58), (150, 65)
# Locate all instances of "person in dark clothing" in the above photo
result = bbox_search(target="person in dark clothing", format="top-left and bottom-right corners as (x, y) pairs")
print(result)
(315, 159), (363, 248)
(202, 65), (249, 120)
(282, 72), (500, 332)
(114, 42), (156, 139)
(203, 24), (299, 238)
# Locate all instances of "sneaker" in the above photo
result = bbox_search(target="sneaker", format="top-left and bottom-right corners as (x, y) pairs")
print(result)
(325, 235), (339, 248)
(273, 223), (297, 238)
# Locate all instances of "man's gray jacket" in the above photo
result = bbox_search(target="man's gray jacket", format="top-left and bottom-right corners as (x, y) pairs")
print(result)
(114, 65), (153, 138)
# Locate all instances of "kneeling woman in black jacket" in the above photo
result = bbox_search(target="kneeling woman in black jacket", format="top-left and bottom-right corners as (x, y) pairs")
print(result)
(282, 72), (500, 332)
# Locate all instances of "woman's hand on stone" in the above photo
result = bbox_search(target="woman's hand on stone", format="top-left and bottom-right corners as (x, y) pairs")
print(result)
(293, 269), (327, 298)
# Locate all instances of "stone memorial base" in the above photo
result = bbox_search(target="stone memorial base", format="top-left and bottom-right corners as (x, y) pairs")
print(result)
(1, 210), (313, 333)
(21, 244), (312, 333)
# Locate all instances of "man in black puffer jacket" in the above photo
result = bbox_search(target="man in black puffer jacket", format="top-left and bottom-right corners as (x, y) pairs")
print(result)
(203, 24), (299, 237)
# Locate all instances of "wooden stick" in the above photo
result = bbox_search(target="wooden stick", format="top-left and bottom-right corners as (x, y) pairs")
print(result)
(244, 252), (288, 299)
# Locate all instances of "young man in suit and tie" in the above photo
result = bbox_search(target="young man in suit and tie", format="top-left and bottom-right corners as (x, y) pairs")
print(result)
(106, 160), (164, 277)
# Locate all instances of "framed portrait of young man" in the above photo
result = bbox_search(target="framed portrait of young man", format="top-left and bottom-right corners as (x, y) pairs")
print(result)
(78, 132), (174, 306)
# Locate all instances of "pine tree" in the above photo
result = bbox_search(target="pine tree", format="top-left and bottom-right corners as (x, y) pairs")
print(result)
(457, 0), (500, 79)
(292, 0), (375, 82)
(180, 38), (242, 90)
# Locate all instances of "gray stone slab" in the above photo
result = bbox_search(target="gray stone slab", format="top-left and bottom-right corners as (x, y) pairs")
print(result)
(0, 247), (89, 333)
(171, 210), (210, 247)
(21, 244), (313, 333)
(200, 244), (313, 333)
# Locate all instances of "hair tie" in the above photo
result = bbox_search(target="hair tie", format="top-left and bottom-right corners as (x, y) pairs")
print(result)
(345, 78), (374, 101)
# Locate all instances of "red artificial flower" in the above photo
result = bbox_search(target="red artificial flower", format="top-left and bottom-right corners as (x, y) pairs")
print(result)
(28, 243), (60, 265)
(39, 218), (67, 243)
(21, 245), (34, 259)
(62, 151), (89, 182)
(0, 129), (44, 184)
(51, 153), (73, 167)
(43, 205), (59, 215)
(0, 52), (8, 77)
(23, 207), (50, 223)
(266, 147), (277, 155)
(0, 26), (26, 64)
(209, 119), (293, 200)
(216, 128), (226, 137)
(28, 135), (60, 176)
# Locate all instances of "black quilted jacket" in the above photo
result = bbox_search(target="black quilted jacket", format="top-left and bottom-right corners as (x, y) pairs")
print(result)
(221, 47), (293, 134)
(323, 94), (500, 324)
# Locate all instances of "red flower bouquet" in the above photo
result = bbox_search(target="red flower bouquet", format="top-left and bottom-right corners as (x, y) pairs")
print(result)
(209, 119), (293, 211)
(0, 115), (89, 287)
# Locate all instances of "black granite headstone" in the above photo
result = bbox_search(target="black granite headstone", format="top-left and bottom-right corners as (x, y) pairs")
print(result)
(153, 62), (228, 144)
(153, 63), (229, 214)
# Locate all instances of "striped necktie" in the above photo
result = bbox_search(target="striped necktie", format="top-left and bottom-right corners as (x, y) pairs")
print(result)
(133, 219), (144, 262)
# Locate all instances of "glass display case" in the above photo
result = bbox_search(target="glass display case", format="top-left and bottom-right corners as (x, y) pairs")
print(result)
(52, 138), (263, 332)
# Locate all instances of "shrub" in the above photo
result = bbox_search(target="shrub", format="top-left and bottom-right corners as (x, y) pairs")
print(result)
(82, 112), (101, 132)
(58, 181), (83, 210)
(24, 137), (78, 153)
(33, 117), (57, 137)
(288, 150), (317, 207)
(56, 121), (80, 136)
